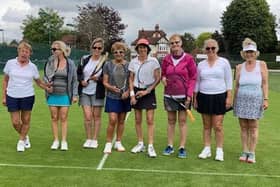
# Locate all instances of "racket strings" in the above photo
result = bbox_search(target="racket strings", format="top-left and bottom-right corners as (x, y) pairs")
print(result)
(113, 65), (127, 91)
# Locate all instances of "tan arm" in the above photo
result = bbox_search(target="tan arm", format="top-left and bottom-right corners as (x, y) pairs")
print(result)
(2, 75), (9, 106)
(260, 61), (269, 109)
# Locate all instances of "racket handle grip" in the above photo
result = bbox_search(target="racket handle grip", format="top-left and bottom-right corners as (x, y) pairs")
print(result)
(186, 109), (195, 122)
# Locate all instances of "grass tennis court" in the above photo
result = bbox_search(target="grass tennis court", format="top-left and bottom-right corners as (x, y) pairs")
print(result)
(0, 71), (280, 187)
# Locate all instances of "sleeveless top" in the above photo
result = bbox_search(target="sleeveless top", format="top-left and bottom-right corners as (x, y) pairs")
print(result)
(239, 60), (261, 89)
(233, 60), (263, 119)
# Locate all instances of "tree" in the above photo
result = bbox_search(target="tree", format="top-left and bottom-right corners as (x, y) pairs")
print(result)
(221, 0), (277, 54)
(211, 31), (225, 53)
(196, 32), (212, 49)
(75, 3), (127, 50)
(181, 32), (196, 53)
(22, 8), (64, 44)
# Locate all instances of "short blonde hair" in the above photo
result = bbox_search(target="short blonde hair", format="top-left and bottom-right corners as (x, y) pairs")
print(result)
(240, 38), (260, 59)
(17, 40), (32, 54)
(203, 39), (219, 53)
(52, 40), (71, 57)
(169, 34), (182, 43)
(111, 42), (127, 53)
(90, 37), (105, 49)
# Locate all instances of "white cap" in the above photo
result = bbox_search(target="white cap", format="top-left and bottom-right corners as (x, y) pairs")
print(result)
(243, 44), (257, 51)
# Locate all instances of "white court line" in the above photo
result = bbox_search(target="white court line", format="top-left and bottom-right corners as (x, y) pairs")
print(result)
(0, 163), (280, 178)
(96, 112), (131, 170)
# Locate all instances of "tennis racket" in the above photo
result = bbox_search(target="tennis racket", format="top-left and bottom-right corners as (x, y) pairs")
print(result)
(137, 62), (152, 89)
(87, 52), (108, 83)
(166, 74), (195, 122)
(44, 56), (59, 83)
(112, 63), (128, 96)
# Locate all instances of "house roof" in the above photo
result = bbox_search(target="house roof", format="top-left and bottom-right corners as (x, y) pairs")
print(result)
(131, 24), (168, 46)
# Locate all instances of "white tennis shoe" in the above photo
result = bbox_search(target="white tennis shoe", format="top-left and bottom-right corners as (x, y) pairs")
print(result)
(61, 141), (68, 151)
(114, 141), (125, 152)
(131, 143), (145, 153)
(103, 142), (112, 154)
(198, 147), (211, 159)
(51, 140), (60, 150)
(83, 139), (92, 148)
(17, 140), (25, 152)
(24, 135), (31, 149)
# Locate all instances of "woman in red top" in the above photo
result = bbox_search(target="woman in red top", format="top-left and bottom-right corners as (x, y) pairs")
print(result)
(161, 34), (197, 158)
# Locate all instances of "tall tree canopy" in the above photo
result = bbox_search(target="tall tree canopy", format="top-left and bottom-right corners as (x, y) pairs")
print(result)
(75, 3), (127, 50)
(181, 32), (196, 53)
(196, 32), (212, 49)
(22, 8), (64, 44)
(221, 0), (277, 54)
(211, 30), (225, 53)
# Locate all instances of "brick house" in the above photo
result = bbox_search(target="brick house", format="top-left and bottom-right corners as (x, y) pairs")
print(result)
(61, 34), (76, 48)
(131, 24), (169, 61)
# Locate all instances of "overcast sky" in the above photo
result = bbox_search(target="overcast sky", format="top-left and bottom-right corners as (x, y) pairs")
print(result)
(0, 0), (280, 45)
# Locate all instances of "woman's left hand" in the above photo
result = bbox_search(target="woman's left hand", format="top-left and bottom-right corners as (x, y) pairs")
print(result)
(72, 96), (78, 104)
(263, 100), (268, 110)
(225, 97), (232, 109)
(121, 90), (129, 100)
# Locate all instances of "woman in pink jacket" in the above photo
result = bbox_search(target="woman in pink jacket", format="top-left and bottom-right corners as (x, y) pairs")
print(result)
(161, 34), (197, 158)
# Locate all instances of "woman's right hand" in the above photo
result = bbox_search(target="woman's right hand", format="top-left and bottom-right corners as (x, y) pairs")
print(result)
(162, 77), (167, 87)
(193, 98), (198, 110)
(46, 86), (53, 93)
(81, 80), (88, 87)
(2, 97), (6, 106)
(130, 96), (137, 105)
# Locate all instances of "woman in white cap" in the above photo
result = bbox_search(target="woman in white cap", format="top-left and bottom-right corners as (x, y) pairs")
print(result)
(128, 38), (161, 157)
(233, 38), (269, 163)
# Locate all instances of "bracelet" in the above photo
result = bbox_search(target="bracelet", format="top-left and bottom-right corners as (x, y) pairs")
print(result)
(130, 91), (135, 97)
(264, 98), (269, 100)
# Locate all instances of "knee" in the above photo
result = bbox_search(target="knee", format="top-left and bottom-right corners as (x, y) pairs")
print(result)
(50, 112), (59, 122)
(12, 119), (21, 127)
(249, 126), (258, 136)
(135, 118), (142, 125)
(146, 119), (154, 126)
(214, 125), (223, 133)
(109, 118), (117, 126)
(168, 118), (176, 126)
(203, 124), (212, 131)
(60, 115), (68, 123)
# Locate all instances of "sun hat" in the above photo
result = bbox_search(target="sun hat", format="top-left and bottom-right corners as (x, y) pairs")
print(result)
(135, 38), (151, 52)
(243, 44), (257, 51)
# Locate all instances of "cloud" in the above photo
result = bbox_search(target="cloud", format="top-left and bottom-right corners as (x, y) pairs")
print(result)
(2, 8), (30, 23)
(1, 0), (280, 42)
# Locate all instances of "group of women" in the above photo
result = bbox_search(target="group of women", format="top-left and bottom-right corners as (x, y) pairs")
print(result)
(2, 35), (268, 164)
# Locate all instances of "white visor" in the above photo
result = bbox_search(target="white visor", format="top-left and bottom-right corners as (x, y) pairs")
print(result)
(243, 44), (257, 51)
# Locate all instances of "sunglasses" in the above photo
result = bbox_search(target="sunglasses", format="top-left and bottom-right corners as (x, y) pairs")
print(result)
(245, 50), (255, 53)
(92, 46), (102, 50)
(170, 41), (180, 45)
(51, 48), (61, 52)
(114, 50), (124, 54)
(206, 47), (216, 51)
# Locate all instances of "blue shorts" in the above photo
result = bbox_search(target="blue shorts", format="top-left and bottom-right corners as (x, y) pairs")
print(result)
(6, 95), (35, 112)
(105, 97), (131, 113)
(47, 94), (70, 106)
